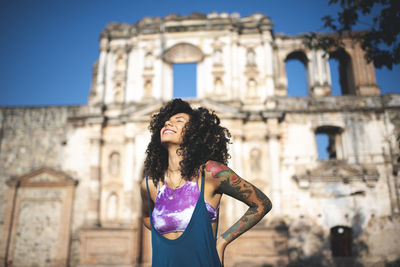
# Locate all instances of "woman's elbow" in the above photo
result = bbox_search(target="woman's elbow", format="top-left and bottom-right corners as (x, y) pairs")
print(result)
(262, 198), (272, 215)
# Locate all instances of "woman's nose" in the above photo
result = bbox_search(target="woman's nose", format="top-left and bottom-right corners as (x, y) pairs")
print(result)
(165, 120), (173, 127)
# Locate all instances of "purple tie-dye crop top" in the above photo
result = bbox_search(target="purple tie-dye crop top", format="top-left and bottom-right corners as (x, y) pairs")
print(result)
(152, 179), (219, 235)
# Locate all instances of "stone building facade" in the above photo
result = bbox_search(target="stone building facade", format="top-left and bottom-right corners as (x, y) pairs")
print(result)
(1, 12), (399, 267)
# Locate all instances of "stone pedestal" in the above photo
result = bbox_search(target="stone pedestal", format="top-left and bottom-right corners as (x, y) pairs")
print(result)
(79, 228), (138, 266)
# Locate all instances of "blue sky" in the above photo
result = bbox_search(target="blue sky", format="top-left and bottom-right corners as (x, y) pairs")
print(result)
(0, 0), (398, 107)
(2, 0), (398, 159)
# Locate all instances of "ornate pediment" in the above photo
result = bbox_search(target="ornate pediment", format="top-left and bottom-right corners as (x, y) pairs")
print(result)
(293, 160), (379, 189)
(7, 167), (78, 187)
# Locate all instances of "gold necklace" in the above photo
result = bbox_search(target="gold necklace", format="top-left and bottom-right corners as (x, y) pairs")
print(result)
(166, 169), (184, 200)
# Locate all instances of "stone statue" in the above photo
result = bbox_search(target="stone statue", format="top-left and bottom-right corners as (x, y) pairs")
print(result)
(113, 82), (123, 102)
(247, 79), (257, 97)
(115, 54), (125, 72)
(247, 49), (256, 66)
(250, 148), (261, 172)
(214, 49), (223, 65)
(144, 52), (153, 69)
(109, 152), (120, 175)
(145, 79), (152, 97)
(107, 193), (118, 220)
(215, 77), (223, 94)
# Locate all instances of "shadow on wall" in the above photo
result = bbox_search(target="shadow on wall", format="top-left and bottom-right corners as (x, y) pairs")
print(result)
(284, 210), (400, 267)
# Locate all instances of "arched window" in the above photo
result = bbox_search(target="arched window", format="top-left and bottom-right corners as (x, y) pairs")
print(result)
(328, 58), (341, 96)
(330, 49), (355, 95)
(315, 126), (344, 160)
(285, 51), (308, 97)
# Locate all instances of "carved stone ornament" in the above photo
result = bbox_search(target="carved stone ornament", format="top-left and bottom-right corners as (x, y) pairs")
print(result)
(163, 43), (204, 63)
(292, 160), (379, 189)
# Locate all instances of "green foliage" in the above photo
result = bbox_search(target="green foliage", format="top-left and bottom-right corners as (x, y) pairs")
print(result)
(305, 0), (400, 69)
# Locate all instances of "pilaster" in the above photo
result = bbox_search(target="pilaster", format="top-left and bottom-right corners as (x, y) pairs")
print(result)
(92, 38), (109, 105)
(87, 130), (103, 226)
(268, 118), (282, 216)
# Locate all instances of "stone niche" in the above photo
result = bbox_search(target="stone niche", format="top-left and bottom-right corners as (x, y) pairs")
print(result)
(0, 167), (77, 267)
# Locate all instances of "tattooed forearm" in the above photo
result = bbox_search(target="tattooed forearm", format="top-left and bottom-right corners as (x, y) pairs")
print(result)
(206, 160), (272, 245)
(221, 205), (260, 243)
(220, 183), (272, 244)
(252, 184), (273, 214)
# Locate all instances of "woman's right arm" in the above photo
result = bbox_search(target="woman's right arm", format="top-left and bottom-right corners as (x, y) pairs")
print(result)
(140, 178), (152, 230)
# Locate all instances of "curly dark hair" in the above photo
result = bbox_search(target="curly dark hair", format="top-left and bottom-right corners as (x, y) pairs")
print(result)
(144, 98), (231, 185)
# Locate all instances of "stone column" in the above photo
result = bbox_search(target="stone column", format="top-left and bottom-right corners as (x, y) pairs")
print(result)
(124, 123), (138, 222)
(274, 50), (287, 96)
(95, 38), (109, 104)
(104, 48), (115, 104)
(124, 139), (135, 191)
(309, 49), (331, 96)
(268, 118), (281, 216)
(346, 42), (380, 95)
(197, 49), (205, 98)
(87, 125), (103, 226)
(122, 45), (132, 104)
(229, 134), (245, 227)
(231, 34), (240, 99)
(127, 40), (142, 102)
(263, 32), (275, 97)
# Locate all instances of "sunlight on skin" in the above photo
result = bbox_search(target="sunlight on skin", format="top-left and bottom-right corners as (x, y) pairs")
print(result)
(205, 160), (272, 245)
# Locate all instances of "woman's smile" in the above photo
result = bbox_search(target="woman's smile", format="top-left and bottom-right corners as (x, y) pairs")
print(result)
(162, 128), (176, 135)
(160, 113), (190, 144)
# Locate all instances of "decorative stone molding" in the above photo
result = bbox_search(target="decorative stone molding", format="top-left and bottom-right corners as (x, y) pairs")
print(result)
(162, 43), (204, 63)
(293, 160), (379, 188)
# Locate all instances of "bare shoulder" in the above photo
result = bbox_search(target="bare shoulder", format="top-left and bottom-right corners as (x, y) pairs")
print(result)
(205, 160), (225, 179)
(204, 160), (239, 181)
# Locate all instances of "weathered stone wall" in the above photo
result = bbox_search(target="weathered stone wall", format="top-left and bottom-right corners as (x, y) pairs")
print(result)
(0, 107), (70, 236)
(1, 12), (399, 267)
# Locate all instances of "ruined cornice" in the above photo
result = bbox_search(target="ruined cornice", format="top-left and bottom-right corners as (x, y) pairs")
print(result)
(293, 160), (379, 189)
(269, 94), (400, 113)
(100, 12), (274, 39)
(69, 94), (400, 125)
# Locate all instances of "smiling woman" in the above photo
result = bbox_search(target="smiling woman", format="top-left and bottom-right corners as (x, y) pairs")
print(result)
(141, 98), (272, 266)
(160, 113), (190, 145)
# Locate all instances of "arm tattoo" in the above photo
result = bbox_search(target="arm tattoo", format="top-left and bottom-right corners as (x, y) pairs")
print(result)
(206, 161), (272, 245)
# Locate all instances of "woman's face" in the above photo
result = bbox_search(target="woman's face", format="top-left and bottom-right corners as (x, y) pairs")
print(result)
(160, 113), (190, 145)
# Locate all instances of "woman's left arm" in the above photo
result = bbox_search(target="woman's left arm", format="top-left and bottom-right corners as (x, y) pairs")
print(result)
(205, 161), (272, 264)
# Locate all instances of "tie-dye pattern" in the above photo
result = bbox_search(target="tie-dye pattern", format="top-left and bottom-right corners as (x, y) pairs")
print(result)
(152, 181), (219, 235)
